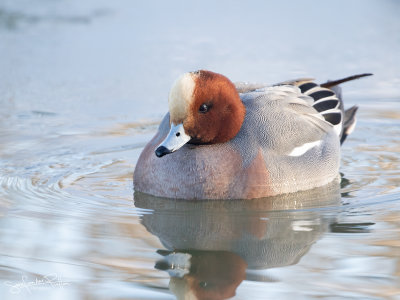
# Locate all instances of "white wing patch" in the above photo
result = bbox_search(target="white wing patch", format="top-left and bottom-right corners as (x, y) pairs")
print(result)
(288, 140), (322, 157)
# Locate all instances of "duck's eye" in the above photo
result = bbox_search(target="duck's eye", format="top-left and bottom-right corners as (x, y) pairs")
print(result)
(199, 102), (212, 114)
(199, 281), (208, 288)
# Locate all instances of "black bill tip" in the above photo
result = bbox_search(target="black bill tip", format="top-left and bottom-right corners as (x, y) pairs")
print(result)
(155, 260), (170, 271)
(155, 146), (172, 158)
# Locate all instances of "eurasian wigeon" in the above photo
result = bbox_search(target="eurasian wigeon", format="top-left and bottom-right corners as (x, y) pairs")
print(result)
(134, 70), (371, 200)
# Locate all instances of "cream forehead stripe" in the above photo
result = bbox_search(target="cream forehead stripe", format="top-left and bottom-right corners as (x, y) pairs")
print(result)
(168, 72), (196, 123)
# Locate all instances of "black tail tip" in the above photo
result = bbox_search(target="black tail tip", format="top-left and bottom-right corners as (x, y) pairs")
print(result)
(321, 73), (373, 88)
(155, 260), (170, 271)
(356, 73), (373, 77)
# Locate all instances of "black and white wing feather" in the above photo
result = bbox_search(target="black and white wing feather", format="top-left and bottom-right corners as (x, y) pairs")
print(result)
(286, 73), (372, 144)
(298, 82), (343, 137)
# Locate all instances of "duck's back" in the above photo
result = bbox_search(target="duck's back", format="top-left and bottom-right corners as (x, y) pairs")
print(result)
(232, 85), (341, 198)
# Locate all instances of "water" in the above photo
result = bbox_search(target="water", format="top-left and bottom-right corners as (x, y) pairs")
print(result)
(0, 0), (399, 299)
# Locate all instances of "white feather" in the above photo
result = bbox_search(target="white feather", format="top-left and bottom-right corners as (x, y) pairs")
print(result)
(288, 140), (322, 157)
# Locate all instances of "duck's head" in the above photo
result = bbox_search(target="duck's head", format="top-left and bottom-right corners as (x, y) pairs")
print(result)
(155, 70), (246, 157)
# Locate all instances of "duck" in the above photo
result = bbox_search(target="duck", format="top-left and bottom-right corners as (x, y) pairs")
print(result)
(133, 70), (371, 200)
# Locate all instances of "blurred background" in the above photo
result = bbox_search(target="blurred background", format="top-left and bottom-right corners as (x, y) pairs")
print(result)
(0, 0), (399, 299)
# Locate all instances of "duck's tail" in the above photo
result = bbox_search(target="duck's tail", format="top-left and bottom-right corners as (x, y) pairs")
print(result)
(321, 73), (372, 144)
(340, 105), (359, 144)
(267, 73), (372, 144)
(320, 73), (373, 89)
(294, 73), (372, 144)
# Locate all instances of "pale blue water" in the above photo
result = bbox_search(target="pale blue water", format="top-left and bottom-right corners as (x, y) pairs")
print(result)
(0, 0), (400, 299)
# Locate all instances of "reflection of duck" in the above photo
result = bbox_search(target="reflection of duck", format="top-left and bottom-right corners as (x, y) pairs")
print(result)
(136, 181), (340, 269)
(134, 70), (371, 199)
(135, 182), (341, 299)
(156, 250), (247, 300)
